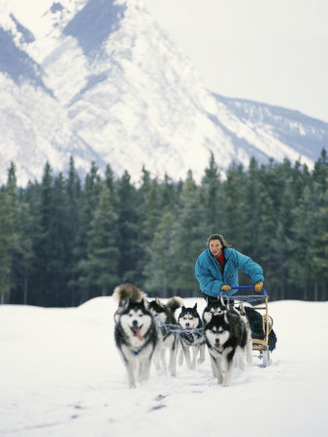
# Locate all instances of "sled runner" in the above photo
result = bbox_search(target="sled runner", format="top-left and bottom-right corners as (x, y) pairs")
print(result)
(229, 286), (274, 367)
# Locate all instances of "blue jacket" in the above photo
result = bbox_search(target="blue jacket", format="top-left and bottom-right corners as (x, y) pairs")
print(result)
(195, 247), (264, 297)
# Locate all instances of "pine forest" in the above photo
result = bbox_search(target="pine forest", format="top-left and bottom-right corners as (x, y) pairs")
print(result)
(0, 149), (327, 306)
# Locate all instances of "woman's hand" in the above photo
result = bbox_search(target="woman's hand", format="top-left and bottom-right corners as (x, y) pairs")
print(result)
(221, 285), (231, 292)
(254, 281), (263, 292)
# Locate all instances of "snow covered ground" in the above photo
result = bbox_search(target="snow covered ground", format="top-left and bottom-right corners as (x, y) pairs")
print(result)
(0, 296), (327, 437)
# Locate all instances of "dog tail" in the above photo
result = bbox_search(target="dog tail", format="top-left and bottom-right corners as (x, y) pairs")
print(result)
(166, 296), (184, 313)
(112, 283), (146, 303)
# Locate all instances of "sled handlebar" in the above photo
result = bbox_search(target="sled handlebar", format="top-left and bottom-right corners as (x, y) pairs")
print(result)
(231, 286), (268, 296)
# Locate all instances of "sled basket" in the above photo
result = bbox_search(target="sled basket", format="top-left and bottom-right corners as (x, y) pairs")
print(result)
(228, 286), (274, 367)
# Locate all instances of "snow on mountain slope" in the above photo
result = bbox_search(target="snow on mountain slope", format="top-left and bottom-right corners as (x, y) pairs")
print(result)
(0, 73), (106, 185)
(0, 0), (327, 186)
(217, 94), (328, 163)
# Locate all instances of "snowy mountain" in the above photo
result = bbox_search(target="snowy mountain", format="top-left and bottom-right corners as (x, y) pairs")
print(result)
(0, 0), (327, 186)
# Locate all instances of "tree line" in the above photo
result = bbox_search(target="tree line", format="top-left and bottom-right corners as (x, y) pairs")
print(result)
(0, 149), (327, 306)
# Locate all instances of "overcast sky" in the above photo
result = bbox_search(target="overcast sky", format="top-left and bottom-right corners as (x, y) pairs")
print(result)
(141, 0), (328, 123)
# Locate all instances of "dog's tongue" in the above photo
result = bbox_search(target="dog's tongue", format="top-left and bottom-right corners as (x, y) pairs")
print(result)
(133, 326), (144, 341)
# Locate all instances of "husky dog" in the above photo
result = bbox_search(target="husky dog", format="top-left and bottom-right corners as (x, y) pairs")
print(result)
(233, 302), (253, 364)
(178, 303), (206, 370)
(203, 295), (277, 367)
(202, 295), (230, 324)
(243, 306), (277, 351)
(113, 283), (147, 323)
(148, 296), (184, 376)
(203, 296), (253, 364)
(204, 310), (247, 386)
(113, 283), (159, 388)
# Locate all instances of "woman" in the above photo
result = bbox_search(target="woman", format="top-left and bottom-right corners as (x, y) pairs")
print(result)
(195, 234), (264, 300)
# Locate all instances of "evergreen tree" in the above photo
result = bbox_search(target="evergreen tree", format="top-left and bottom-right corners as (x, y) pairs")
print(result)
(34, 162), (66, 306)
(0, 187), (11, 304)
(116, 171), (143, 285)
(138, 168), (161, 284)
(243, 158), (262, 257)
(143, 211), (177, 297)
(79, 182), (119, 297)
(222, 162), (247, 249)
(274, 165), (296, 299)
(308, 149), (328, 300)
(49, 173), (71, 306)
(160, 173), (180, 214)
(256, 161), (284, 296)
(170, 170), (203, 295)
(199, 152), (224, 235)
(104, 164), (116, 195)
(311, 189), (328, 301)
(139, 167), (161, 239)
(15, 195), (34, 304)
(76, 162), (101, 303)
(0, 163), (20, 304)
(286, 184), (314, 299)
(66, 157), (82, 306)
(19, 181), (42, 305)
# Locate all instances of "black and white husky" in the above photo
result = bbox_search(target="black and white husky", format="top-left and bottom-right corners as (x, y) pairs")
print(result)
(202, 295), (230, 324)
(113, 283), (159, 388)
(204, 310), (247, 386)
(203, 296), (253, 364)
(231, 302), (253, 364)
(148, 297), (184, 376)
(178, 303), (206, 370)
(113, 282), (147, 323)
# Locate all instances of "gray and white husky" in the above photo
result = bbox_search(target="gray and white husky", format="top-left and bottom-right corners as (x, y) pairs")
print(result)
(202, 295), (230, 324)
(178, 303), (206, 370)
(113, 283), (159, 388)
(233, 302), (253, 364)
(113, 282), (147, 323)
(203, 296), (253, 365)
(204, 310), (247, 386)
(148, 296), (184, 376)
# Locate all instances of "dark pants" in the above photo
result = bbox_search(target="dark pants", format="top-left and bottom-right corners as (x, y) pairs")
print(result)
(201, 292), (234, 307)
(201, 293), (219, 304)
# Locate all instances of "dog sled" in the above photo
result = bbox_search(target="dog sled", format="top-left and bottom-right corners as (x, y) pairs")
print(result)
(229, 286), (275, 367)
(153, 286), (276, 368)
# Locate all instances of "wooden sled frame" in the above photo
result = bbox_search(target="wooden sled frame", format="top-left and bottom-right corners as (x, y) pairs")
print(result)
(230, 286), (273, 367)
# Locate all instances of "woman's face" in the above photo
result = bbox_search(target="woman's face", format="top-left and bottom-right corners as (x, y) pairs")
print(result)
(209, 239), (222, 257)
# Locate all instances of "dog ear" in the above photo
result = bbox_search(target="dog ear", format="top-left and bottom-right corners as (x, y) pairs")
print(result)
(121, 298), (130, 311)
(193, 303), (198, 310)
(141, 298), (150, 309)
(155, 297), (164, 308)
